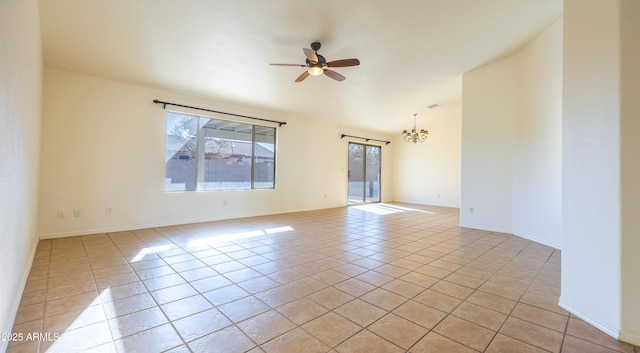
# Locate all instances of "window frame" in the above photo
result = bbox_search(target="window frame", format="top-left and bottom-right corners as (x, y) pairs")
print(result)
(165, 110), (277, 191)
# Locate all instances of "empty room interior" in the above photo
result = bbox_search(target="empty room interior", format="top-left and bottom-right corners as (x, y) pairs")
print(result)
(2, 0), (640, 352)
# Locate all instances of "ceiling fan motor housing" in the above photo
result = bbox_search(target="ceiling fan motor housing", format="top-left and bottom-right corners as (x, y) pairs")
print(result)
(306, 54), (326, 66)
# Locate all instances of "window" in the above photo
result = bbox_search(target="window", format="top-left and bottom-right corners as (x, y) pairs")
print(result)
(165, 112), (276, 191)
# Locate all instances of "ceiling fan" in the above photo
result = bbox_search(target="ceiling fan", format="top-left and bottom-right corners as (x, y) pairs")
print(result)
(270, 42), (360, 82)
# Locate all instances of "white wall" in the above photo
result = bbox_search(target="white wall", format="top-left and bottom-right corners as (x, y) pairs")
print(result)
(0, 0), (42, 350)
(392, 99), (461, 208)
(561, 0), (640, 344)
(38, 68), (394, 237)
(460, 57), (516, 234)
(512, 19), (563, 247)
(460, 19), (563, 248)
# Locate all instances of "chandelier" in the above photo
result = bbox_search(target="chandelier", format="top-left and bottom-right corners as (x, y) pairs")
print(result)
(402, 113), (428, 143)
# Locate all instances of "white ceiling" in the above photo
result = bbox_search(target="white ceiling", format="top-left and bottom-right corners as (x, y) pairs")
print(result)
(38, 0), (562, 133)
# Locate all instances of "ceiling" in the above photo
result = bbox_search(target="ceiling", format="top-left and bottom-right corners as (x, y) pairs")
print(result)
(38, 0), (562, 133)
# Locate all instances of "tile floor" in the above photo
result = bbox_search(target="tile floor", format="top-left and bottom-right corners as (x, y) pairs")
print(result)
(6, 203), (639, 353)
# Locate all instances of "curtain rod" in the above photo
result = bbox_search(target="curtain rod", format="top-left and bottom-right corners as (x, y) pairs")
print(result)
(153, 99), (287, 127)
(341, 134), (391, 145)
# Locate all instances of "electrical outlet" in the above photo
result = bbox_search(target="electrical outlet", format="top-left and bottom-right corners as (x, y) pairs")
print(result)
(470, 207), (475, 213)
(106, 207), (112, 215)
(73, 209), (81, 217)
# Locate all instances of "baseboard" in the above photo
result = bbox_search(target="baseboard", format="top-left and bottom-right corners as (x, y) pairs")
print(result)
(458, 221), (513, 235)
(558, 296), (624, 342)
(459, 222), (561, 250)
(38, 203), (348, 239)
(618, 330), (640, 347)
(510, 231), (561, 250)
(0, 237), (39, 353)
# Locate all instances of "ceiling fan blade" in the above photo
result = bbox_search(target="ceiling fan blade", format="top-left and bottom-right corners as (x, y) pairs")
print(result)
(270, 63), (306, 67)
(324, 69), (346, 82)
(303, 48), (318, 63)
(295, 71), (310, 82)
(327, 58), (360, 67)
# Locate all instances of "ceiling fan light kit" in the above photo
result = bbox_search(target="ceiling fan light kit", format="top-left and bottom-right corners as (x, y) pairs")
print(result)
(270, 42), (360, 82)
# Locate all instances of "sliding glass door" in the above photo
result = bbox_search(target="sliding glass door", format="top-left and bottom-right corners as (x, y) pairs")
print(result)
(348, 142), (381, 204)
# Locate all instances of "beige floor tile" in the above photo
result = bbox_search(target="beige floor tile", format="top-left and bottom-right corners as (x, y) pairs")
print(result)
(434, 315), (496, 352)
(284, 277), (328, 296)
(360, 288), (407, 311)
(485, 333), (550, 353)
(399, 272), (439, 288)
(160, 294), (213, 321)
(510, 302), (568, 332)
(217, 296), (270, 322)
(260, 327), (329, 353)
(108, 306), (168, 339)
(452, 301), (508, 331)
(355, 270), (395, 286)
(409, 326), (475, 352)
(172, 308), (232, 342)
(44, 291), (100, 318)
(45, 280), (97, 302)
(189, 275), (233, 293)
(333, 277), (376, 297)
(466, 291), (516, 315)
(375, 264), (410, 278)
(369, 313), (428, 349)
(334, 298), (387, 327)
(11, 204), (640, 353)
(430, 280), (475, 300)
(311, 269), (351, 285)
(414, 265), (452, 279)
(102, 281), (148, 301)
(565, 317), (636, 353)
(13, 302), (45, 325)
(393, 300), (447, 329)
(478, 281), (526, 301)
(276, 297), (328, 325)
(414, 289), (462, 313)
(382, 279), (425, 298)
(307, 287), (354, 310)
(252, 285), (302, 308)
(114, 323), (184, 353)
(43, 304), (106, 333)
(237, 310), (297, 345)
(41, 321), (113, 353)
(302, 312), (361, 347)
(150, 283), (199, 305)
(335, 329), (405, 353)
(444, 272), (486, 289)
(499, 317), (563, 352)
(102, 292), (157, 319)
(561, 334), (626, 353)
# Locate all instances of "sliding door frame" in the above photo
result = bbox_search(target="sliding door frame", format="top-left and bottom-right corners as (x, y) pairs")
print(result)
(347, 141), (382, 204)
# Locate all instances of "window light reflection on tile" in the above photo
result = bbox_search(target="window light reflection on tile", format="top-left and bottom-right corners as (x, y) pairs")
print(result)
(352, 203), (435, 215)
(187, 226), (294, 248)
(130, 244), (173, 263)
(44, 291), (107, 352)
